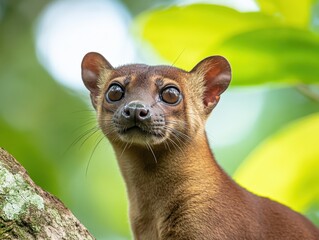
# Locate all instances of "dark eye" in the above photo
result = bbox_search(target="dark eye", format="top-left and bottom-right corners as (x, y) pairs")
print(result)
(160, 86), (181, 105)
(105, 83), (124, 102)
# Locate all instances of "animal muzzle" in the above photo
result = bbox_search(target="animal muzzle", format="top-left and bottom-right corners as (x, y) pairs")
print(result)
(121, 101), (151, 124)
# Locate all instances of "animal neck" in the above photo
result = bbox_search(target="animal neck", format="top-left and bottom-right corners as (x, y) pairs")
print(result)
(111, 130), (226, 211)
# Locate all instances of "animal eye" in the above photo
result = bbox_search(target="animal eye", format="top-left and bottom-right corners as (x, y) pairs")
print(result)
(105, 83), (124, 102)
(160, 86), (181, 105)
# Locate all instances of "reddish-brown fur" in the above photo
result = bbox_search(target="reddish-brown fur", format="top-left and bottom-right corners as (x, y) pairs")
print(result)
(81, 52), (319, 240)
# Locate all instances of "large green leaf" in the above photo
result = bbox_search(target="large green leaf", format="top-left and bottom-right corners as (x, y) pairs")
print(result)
(134, 4), (281, 69)
(215, 27), (319, 85)
(234, 113), (319, 224)
(135, 4), (319, 85)
(256, 0), (315, 28)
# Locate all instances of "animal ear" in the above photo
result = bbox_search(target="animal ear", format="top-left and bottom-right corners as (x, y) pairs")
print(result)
(81, 52), (113, 108)
(191, 56), (231, 113)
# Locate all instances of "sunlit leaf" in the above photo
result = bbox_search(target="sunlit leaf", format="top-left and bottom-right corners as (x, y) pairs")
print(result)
(256, 0), (315, 28)
(215, 27), (319, 85)
(234, 113), (319, 223)
(135, 3), (319, 85)
(134, 4), (281, 69)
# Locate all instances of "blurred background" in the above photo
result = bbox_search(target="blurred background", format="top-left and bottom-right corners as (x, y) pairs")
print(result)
(0, 0), (319, 239)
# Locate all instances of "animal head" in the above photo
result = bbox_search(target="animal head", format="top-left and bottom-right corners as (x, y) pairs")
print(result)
(81, 52), (231, 147)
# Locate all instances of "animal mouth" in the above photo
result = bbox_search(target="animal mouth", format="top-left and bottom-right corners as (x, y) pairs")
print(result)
(119, 125), (163, 138)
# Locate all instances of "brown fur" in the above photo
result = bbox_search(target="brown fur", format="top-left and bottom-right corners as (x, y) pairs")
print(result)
(81, 52), (319, 239)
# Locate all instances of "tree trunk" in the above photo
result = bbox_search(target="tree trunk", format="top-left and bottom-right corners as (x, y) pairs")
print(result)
(0, 147), (95, 239)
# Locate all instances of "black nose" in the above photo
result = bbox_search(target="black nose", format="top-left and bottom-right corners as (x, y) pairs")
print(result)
(122, 102), (151, 122)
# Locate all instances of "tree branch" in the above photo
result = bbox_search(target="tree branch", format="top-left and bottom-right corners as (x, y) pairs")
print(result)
(0, 147), (95, 239)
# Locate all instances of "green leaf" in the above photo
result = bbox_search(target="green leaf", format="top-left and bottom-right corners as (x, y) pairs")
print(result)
(215, 27), (319, 85)
(135, 4), (319, 85)
(256, 0), (315, 28)
(134, 4), (281, 70)
(234, 113), (319, 220)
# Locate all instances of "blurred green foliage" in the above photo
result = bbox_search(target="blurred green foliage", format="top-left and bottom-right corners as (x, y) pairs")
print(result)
(0, 0), (318, 239)
(234, 113), (319, 225)
(135, 2), (319, 84)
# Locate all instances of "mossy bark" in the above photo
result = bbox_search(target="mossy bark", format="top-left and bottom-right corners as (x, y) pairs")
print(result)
(0, 148), (95, 240)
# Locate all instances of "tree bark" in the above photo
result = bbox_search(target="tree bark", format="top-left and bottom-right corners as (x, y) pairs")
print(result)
(0, 147), (95, 239)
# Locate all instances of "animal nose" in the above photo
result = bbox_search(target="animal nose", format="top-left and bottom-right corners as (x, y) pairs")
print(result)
(122, 102), (151, 122)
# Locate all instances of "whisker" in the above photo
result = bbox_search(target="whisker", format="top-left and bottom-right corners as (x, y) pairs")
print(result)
(79, 127), (101, 148)
(150, 99), (161, 108)
(85, 135), (105, 177)
(171, 48), (186, 67)
(70, 109), (96, 114)
(71, 120), (97, 133)
(146, 142), (157, 164)
(165, 124), (192, 141)
(165, 135), (184, 155)
(120, 142), (130, 158)
(64, 125), (99, 154)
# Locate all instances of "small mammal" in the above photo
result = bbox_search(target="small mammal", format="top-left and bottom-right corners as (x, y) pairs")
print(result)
(81, 52), (319, 240)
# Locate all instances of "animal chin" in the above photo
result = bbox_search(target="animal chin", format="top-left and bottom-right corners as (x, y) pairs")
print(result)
(117, 125), (165, 144)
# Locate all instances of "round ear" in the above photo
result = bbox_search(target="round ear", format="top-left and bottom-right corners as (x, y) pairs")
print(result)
(81, 52), (113, 95)
(191, 56), (231, 113)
